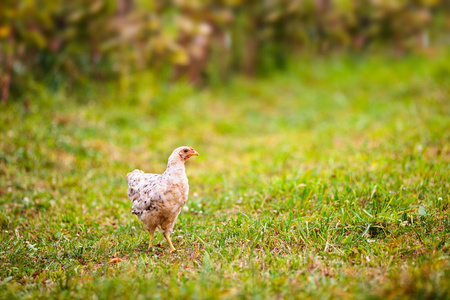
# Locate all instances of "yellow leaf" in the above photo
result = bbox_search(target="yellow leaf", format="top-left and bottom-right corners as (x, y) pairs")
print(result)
(108, 258), (123, 264)
(172, 49), (190, 66)
(0, 26), (10, 38)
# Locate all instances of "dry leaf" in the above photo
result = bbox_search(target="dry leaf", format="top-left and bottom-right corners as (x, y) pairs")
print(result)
(108, 258), (123, 264)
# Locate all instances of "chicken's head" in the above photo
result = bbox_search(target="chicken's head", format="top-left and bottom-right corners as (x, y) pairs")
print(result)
(177, 146), (199, 160)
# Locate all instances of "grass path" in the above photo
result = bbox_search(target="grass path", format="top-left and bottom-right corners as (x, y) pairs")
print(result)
(1, 53), (449, 299)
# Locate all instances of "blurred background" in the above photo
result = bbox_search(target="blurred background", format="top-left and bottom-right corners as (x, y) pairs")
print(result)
(1, 4), (449, 297)
(1, 0), (449, 102)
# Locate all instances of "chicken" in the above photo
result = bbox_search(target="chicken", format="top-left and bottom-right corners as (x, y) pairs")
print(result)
(126, 146), (199, 252)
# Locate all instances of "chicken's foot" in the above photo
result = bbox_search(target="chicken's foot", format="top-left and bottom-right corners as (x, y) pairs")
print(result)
(163, 233), (176, 252)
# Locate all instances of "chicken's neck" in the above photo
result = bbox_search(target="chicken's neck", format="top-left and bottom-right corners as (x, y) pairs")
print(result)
(163, 155), (187, 179)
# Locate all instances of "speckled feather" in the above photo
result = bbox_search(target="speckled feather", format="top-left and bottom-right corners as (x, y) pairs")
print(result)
(126, 146), (196, 239)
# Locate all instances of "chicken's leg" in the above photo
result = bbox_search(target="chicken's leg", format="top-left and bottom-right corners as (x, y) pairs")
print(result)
(147, 227), (156, 250)
(148, 233), (154, 250)
(163, 233), (176, 252)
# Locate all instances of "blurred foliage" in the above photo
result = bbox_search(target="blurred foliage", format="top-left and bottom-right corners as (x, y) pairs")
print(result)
(0, 0), (449, 101)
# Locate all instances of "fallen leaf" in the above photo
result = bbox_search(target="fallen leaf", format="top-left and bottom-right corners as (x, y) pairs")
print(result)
(108, 258), (123, 264)
(418, 206), (427, 216)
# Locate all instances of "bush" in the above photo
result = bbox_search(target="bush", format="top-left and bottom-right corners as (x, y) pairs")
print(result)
(0, 0), (448, 101)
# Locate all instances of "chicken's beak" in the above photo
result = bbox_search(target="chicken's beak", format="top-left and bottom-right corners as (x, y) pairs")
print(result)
(191, 150), (199, 156)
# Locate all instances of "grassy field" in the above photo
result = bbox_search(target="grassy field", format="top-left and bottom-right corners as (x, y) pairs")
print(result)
(1, 52), (449, 299)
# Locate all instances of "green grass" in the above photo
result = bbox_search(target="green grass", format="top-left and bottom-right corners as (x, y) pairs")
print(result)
(1, 52), (449, 299)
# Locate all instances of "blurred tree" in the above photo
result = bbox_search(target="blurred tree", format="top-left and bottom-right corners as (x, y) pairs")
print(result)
(0, 0), (447, 101)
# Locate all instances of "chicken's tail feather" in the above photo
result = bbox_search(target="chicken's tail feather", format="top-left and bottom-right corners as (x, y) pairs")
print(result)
(126, 169), (143, 183)
(127, 169), (143, 202)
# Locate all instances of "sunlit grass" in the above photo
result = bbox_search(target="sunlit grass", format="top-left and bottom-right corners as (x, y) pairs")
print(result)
(0, 52), (449, 299)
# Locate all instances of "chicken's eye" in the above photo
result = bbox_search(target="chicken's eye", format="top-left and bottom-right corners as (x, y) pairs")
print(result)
(184, 150), (188, 153)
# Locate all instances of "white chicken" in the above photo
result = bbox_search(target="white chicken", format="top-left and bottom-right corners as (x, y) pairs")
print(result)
(127, 146), (199, 252)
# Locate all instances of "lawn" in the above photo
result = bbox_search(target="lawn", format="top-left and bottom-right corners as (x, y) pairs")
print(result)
(0, 52), (449, 299)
